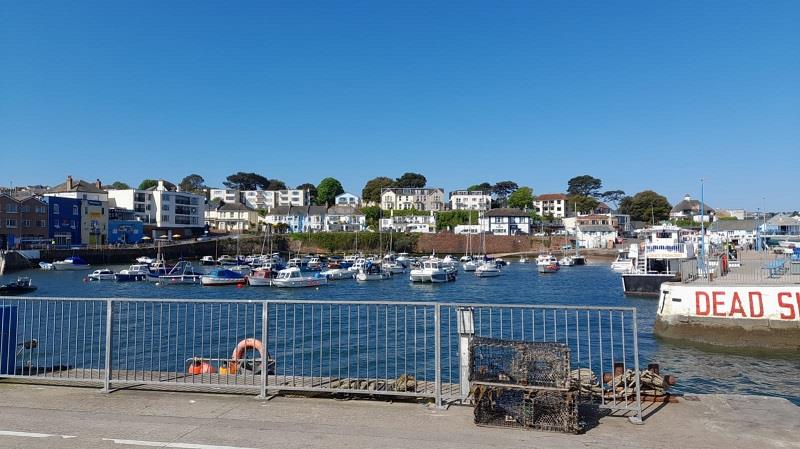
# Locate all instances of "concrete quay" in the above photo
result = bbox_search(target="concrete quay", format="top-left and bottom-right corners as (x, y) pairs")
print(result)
(0, 383), (797, 449)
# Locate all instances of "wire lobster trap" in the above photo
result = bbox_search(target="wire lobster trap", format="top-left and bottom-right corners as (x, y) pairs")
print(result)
(473, 385), (580, 433)
(469, 337), (571, 390)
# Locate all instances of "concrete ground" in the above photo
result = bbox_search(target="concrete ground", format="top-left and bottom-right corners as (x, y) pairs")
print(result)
(0, 383), (797, 449)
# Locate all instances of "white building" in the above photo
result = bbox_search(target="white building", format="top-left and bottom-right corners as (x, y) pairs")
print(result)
(479, 208), (533, 235)
(533, 194), (569, 219)
(211, 189), (311, 209)
(260, 205), (326, 233)
(670, 194), (715, 223)
(325, 205), (366, 232)
(209, 189), (240, 204)
(449, 190), (492, 211)
(707, 219), (759, 246)
(380, 213), (436, 233)
(205, 202), (258, 233)
(576, 225), (617, 249)
(108, 180), (206, 236)
(381, 188), (445, 211)
(335, 192), (360, 207)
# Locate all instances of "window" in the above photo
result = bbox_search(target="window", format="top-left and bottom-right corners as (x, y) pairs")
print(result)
(6, 219), (17, 228)
(54, 204), (60, 214)
(22, 220), (31, 227)
(162, 205), (170, 211)
(5, 203), (18, 213)
(36, 220), (46, 228)
(72, 205), (79, 215)
(163, 194), (170, 202)
(162, 215), (170, 223)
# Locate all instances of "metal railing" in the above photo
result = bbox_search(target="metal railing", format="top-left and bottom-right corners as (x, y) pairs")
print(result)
(0, 297), (643, 423)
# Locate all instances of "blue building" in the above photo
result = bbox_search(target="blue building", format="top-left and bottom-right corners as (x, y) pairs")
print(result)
(108, 220), (144, 244)
(43, 196), (82, 247)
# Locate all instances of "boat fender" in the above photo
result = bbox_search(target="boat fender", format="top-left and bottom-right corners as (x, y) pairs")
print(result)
(187, 360), (216, 375)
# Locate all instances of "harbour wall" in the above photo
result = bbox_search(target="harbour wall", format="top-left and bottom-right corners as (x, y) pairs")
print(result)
(655, 283), (800, 350)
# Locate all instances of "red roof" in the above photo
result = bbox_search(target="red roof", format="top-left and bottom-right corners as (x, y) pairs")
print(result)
(536, 193), (567, 201)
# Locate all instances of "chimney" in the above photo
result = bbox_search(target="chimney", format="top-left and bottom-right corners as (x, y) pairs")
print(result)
(67, 175), (74, 190)
(157, 179), (165, 191)
(96, 179), (102, 189)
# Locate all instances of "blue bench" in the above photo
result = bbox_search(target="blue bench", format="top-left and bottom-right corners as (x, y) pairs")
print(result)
(763, 260), (786, 278)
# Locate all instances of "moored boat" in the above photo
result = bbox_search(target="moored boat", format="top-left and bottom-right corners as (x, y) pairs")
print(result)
(410, 259), (457, 283)
(200, 256), (216, 266)
(272, 267), (328, 288)
(115, 264), (150, 282)
(246, 267), (275, 286)
(475, 262), (502, 277)
(559, 256), (575, 267)
(88, 269), (116, 281)
(201, 268), (246, 286)
(52, 256), (91, 271)
(537, 254), (560, 273)
(0, 277), (37, 295)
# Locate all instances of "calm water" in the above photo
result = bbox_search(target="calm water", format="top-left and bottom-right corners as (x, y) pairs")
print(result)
(2, 261), (798, 405)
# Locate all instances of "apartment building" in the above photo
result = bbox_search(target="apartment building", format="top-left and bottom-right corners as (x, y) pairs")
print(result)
(380, 188), (445, 211)
(108, 180), (205, 237)
(0, 194), (48, 249)
(449, 190), (492, 211)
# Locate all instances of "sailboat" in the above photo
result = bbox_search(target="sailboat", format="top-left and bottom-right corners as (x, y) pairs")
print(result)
(475, 218), (501, 277)
(462, 213), (479, 271)
(359, 209), (392, 281)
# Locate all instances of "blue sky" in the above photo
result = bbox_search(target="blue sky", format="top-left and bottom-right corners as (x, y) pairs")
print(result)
(1, 1), (798, 211)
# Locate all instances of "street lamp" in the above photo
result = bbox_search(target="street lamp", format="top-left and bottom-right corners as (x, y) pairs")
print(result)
(700, 178), (705, 273)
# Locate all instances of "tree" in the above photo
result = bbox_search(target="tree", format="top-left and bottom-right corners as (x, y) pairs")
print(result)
(138, 179), (158, 190)
(618, 190), (672, 223)
(265, 179), (287, 190)
(467, 182), (492, 193)
(395, 172), (426, 188)
(567, 175), (603, 198)
(600, 190), (626, 210)
(316, 177), (344, 206)
(110, 181), (130, 190)
(361, 176), (395, 204)
(296, 183), (318, 204)
(179, 174), (206, 193)
(361, 205), (382, 230)
(223, 172), (270, 190)
(567, 194), (599, 214)
(508, 187), (534, 209)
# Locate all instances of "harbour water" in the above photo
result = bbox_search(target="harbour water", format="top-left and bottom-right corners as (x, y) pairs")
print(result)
(2, 261), (798, 405)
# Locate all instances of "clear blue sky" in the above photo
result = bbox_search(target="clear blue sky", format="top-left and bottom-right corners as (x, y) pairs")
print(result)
(1, 1), (798, 211)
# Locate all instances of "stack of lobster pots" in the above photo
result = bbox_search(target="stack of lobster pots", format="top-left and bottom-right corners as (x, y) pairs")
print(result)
(469, 336), (579, 433)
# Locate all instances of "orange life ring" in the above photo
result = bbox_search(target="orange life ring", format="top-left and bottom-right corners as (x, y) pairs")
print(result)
(229, 338), (266, 375)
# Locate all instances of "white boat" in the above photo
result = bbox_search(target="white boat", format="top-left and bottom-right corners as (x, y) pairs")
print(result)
(52, 256), (92, 271)
(611, 249), (634, 273)
(519, 256), (530, 264)
(115, 264), (150, 282)
(355, 261), (391, 281)
(246, 267), (274, 286)
(395, 253), (412, 268)
(272, 267), (328, 288)
(39, 262), (55, 271)
(321, 267), (354, 280)
(217, 255), (237, 265)
(306, 257), (322, 270)
(410, 259), (457, 283)
(136, 256), (155, 264)
(537, 254), (560, 273)
(88, 269), (116, 281)
(462, 259), (479, 272)
(382, 260), (405, 274)
(230, 265), (252, 276)
(475, 262), (502, 277)
(154, 261), (204, 284)
(200, 256), (216, 266)
(201, 268), (246, 286)
(441, 255), (458, 269)
(559, 256), (575, 267)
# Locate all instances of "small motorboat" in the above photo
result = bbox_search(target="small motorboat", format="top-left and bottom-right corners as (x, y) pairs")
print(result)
(572, 255), (587, 266)
(355, 262), (392, 281)
(519, 256), (530, 264)
(321, 261), (354, 280)
(201, 268), (246, 286)
(115, 264), (150, 282)
(462, 259), (478, 272)
(559, 256), (575, 267)
(217, 255), (237, 266)
(200, 256), (217, 266)
(494, 258), (508, 267)
(39, 262), (55, 271)
(537, 254), (560, 273)
(136, 256), (155, 264)
(247, 267), (277, 286)
(88, 269), (116, 281)
(154, 261), (204, 284)
(0, 277), (37, 295)
(272, 267), (328, 288)
(475, 262), (502, 277)
(52, 256), (92, 271)
(410, 258), (457, 283)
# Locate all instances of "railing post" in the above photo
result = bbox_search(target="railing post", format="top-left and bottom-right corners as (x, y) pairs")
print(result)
(258, 301), (269, 399)
(629, 308), (643, 424)
(101, 299), (113, 393)
(434, 304), (442, 409)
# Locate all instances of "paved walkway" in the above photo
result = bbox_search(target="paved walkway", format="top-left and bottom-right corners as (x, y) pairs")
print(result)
(0, 383), (797, 449)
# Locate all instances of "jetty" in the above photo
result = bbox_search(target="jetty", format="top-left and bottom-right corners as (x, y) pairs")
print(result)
(0, 383), (796, 448)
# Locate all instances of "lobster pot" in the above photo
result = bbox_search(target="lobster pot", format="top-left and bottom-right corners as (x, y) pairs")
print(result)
(473, 386), (579, 433)
(469, 337), (570, 389)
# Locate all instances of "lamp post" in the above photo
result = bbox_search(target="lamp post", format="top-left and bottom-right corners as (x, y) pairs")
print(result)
(700, 178), (705, 273)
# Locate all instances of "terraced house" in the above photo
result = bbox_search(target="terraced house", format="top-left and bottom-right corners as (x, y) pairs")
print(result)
(381, 188), (445, 211)
(0, 193), (48, 249)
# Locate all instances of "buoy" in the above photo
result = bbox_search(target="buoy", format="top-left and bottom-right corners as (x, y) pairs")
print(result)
(230, 338), (267, 375)
(237, 283), (244, 289)
(187, 360), (216, 375)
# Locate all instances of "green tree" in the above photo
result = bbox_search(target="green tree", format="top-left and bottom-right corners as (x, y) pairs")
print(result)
(567, 194), (600, 214)
(492, 181), (518, 207)
(435, 210), (479, 231)
(467, 182), (492, 192)
(508, 186), (534, 209)
(567, 175), (603, 198)
(110, 181), (130, 190)
(361, 176), (395, 204)
(223, 172), (270, 190)
(179, 174), (206, 193)
(395, 172), (426, 188)
(600, 190), (626, 210)
(316, 177), (345, 206)
(265, 179), (287, 190)
(619, 190), (672, 222)
(138, 179), (158, 190)
(296, 183), (318, 204)
(360, 205), (382, 230)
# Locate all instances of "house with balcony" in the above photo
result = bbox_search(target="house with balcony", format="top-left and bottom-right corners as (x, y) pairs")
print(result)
(108, 180), (205, 239)
(0, 193), (49, 249)
(760, 214), (800, 236)
(335, 193), (360, 207)
(381, 188), (445, 211)
(449, 190), (492, 211)
(533, 194), (569, 218)
(379, 213), (437, 233)
(325, 205), (366, 232)
(205, 202), (258, 233)
(708, 219), (759, 246)
(479, 208), (532, 235)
